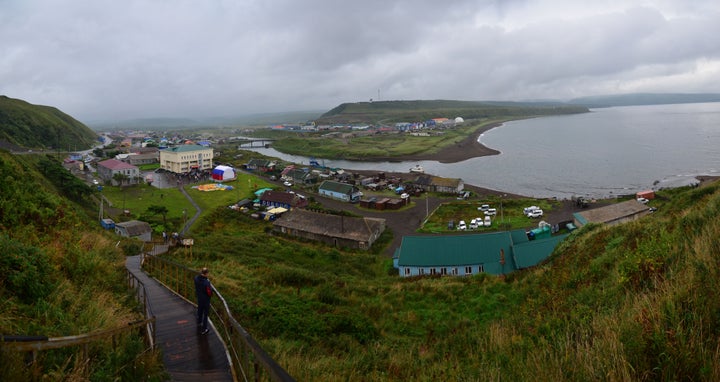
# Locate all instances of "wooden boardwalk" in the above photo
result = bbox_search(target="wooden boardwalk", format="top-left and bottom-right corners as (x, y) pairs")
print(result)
(126, 255), (234, 382)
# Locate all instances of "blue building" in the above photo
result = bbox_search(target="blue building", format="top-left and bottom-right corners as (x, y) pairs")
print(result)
(318, 180), (362, 202)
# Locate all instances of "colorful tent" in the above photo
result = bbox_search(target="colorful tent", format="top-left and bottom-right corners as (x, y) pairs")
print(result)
(212, 165), (236, 182)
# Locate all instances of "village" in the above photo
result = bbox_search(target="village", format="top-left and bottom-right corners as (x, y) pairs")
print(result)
(63, 129), (658, 279)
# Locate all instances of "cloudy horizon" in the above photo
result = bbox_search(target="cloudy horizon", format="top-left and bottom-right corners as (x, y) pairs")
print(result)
(1, 0), (719, 123)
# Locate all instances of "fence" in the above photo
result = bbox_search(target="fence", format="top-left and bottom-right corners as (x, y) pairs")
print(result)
(0, 268), (157, 375)
(141, 253), (296, 382)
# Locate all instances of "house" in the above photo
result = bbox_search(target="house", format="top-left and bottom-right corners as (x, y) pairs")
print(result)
(273, 209), (386, 250)
(318, 180), (362, 202)
(573, 199), (651, 228)
(246, 159), (275, 173)
(159, 144), (214, 174)
(259, 190), (308, 209)
(97, 159), (141, 185)
(413, 175), (464, 194)
(114, 220), (152, 242)
(394, 230), (568, 277)
(126, 151), (159, 166)
(284, 168), (318, 184)
(62, 158), (84, 175)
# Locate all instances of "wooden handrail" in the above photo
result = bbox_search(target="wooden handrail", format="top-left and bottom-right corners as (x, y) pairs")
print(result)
(142, 253), (295, 382)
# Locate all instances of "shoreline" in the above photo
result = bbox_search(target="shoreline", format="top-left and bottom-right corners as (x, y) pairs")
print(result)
(354, 121), (503, 164)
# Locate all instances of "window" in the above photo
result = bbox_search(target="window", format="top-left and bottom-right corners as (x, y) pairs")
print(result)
(465, 266), (472, 275)
(451, 268), (458, 275)
(430, 268), (437, 275)
(478, 264), (485, 273)
(419, 268), (425, 275)
(404, 268), (411, 276)
(440, 268), (447, 275)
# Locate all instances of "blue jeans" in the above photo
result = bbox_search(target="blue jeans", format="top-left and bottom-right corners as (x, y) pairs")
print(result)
(197, 303), (209, 330)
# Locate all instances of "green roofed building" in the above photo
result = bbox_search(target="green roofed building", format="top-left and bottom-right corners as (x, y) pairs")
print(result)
(394, 230), (568, 277)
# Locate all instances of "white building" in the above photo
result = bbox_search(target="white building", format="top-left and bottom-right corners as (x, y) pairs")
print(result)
(159, 144), (214, 174)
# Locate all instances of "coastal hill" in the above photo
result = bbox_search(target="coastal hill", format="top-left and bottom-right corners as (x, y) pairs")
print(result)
(0, 95), (98, 151)
(316, 99), (589, 125)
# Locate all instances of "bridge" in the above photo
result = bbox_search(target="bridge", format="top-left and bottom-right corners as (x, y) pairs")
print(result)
(233, 137), (276, 148)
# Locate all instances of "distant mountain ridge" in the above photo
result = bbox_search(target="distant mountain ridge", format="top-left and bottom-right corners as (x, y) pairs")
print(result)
(0, 95), (98, 151)
(568, 93), (720, 108)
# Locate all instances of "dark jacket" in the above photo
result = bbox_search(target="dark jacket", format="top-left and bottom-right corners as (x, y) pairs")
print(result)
(194, 274), (212, 306)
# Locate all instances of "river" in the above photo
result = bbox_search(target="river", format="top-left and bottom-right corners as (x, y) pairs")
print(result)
(243, 102), (720, 199)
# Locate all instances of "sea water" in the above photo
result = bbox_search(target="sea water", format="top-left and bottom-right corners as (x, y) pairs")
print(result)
(246, 102), (720, 199)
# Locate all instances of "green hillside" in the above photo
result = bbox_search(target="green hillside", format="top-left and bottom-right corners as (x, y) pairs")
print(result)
(317, 99), (589, 124)
(0, 95), (98, 151)
(0, 151), (163, 380)
(155, 179), (720, 381)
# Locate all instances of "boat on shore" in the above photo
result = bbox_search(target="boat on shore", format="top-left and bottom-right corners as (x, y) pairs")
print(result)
(410, 164), (424, 173)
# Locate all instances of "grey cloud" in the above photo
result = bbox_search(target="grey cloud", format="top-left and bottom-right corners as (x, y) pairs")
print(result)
(0, 0), (718, 122)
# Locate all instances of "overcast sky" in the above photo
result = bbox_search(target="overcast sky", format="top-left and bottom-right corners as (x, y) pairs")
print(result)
(1, 0), (719, 122)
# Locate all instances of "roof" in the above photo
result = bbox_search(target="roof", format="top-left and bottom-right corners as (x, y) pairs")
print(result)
(574, 200), (649, 225)
(319, 180), (355, 194)
(163, 144), (211, 153)
(260, 190), (306, 207)
(396, 231), (518, 267)
(98, 159), (137, 170)
(513, 234), (568, 268)
(413, 175), (462, 188)
(115, 220), (151, 236)
(396, 230), (564, 272)
(273, 209), (385, 242)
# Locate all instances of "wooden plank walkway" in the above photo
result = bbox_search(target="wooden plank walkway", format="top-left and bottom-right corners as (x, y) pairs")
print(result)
(126, 255), (234, 382)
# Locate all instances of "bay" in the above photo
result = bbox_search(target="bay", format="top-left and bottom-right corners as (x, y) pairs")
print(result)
(245, 102), (720, 199)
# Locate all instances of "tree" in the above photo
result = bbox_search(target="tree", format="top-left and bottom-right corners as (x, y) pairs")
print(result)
(112, 172), (128, 186)
(147, 205), (169, 226)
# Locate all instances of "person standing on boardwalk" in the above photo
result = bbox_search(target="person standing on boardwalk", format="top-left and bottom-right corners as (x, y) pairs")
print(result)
(194, 267), (212, 335)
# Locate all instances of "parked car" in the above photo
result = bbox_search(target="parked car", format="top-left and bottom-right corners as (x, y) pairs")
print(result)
(484, 216), (492, 226)
(478, 204), (490, 211)
(484, 208), (497, 216)
(469, 219), (479, 229)
(636, 197), (649, 204)
(527, 209), (544, 218)
(283, 181), (293, 187)
(448, 220), (454, 230)
(523, 206), (540, 214)
(457, 220), (467, 230)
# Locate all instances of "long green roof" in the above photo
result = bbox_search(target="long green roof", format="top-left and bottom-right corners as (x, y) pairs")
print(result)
(397, 230), (522, 267)
(396, 229), (566, 274)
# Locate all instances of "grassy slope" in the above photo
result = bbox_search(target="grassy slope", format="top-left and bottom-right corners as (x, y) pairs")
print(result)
(154, 174), (720, 380)
(317, 99), (589, 125)
(0, 151), (164, 380)
(0, 95), (98, 150)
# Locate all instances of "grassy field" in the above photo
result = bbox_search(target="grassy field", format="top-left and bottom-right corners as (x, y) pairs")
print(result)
(419, 196), (560, 233)
(260, 119), (498, 160)
(99, 172), (275, 234)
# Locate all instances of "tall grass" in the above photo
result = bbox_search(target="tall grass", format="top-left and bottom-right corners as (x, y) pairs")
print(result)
(0, 152), (165, 380)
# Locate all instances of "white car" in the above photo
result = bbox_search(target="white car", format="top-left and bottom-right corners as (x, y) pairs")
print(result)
(483, 216), (492, 226)
(283, 181), (293, 187)
(457, 220), (467, 230)
(484, 208), (497, 216)
(469, 219), (479, 229)
(527, 209), (544, 218)
(523, 206), (540, 214)
(478, 204), (490, 211)
(636, 197), (649, 204)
